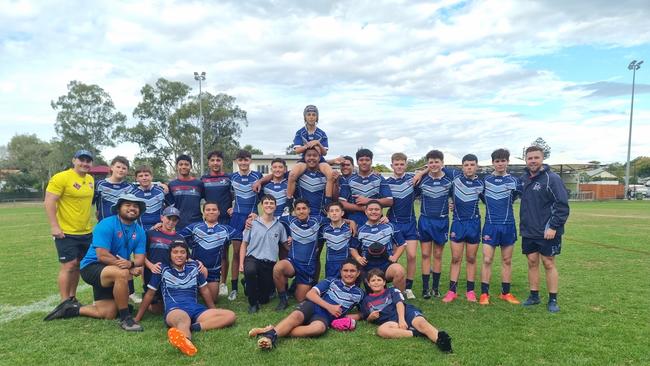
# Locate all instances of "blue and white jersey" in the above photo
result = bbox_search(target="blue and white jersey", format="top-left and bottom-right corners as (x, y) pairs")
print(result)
(131, 184), (166, 230)
(314, 278), (365, 314)
(230, 171), (263, 214)
(320, 222), (357, 263)
(296, 169), (329, 217)
(451, 175), (485, 221)
(416, 170), (456, 219)
(262, 178), (288, 217)
(385, 173), (416, 223)
(201, 173), (233, 223)
(179, 222), (236, 273)
(483, 174), (521, 225)
(148, 262), (207, 309)
(293, 126), (329, 157)
(360, 287), (406, 324)
(94, 179), (132, 221)
(281, 215), (326, 266)
(166, 178), (204, 229)
(339, 173), (392, 225)
(355, 223), (405, 258)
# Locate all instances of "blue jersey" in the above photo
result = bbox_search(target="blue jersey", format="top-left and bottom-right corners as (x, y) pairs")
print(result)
(339, 173), (392, 225)
(293, 126), (329, 157)
(148, 262), (207, 310)
(230, 171), (263, 214)
(320, 222), (357, 263)
(483, 174), (521, 225)
(131, 184), (166, 230)
(94, 179), (132, 221)
(201, 173), (232, 222)
(385, 173), (416, 223)
(451, 175), (484, 221)
(314, 278), (365, 315)
(360, 287), (407, 324)
(262, 178), (288, 217)
(296, 169), (329, 217)
(281, 215), (326, 266)
(166, 178), (204, 229)
(146, 229), (184, 266)
(179, 222), (236, 273)
(355, 222), (405, 258)
(416, 171), (456, 219)
(80, 215), (146, 269)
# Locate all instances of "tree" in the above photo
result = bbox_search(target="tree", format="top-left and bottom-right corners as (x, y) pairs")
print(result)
(51, 81), (126, 159)
(523, 137), (551, 159)
(373, 164), (392, 173)
(124, 78), (248, 173)
(242, 144), (263, 155)
(132, 155), (170, 181)
(633, 156), (650, 178)
(285, 144), (298, 155)
(4, 134), (54, 191)
(406, 155), (427, 172)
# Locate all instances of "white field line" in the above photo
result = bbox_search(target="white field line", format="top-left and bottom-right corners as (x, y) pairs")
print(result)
(0, 285), (90, 324)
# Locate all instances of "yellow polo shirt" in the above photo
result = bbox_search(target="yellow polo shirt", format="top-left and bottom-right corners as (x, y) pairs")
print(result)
(46, 169), (95, 235)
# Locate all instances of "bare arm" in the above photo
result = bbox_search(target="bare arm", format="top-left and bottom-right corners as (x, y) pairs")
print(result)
(388, 244), (406, 263)
(44, 192), (64, 238)
(134, 288), (157, 321)
(239, 241), (248, 272)
(97, 248), (132, 269)
(306, 287), (341, 317)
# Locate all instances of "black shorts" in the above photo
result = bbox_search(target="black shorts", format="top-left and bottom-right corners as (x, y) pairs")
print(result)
(55, 233), (92, 263)
(295, 300), (331, 326)
(80, 262), (114, 301)
(522, 236), (562, 257)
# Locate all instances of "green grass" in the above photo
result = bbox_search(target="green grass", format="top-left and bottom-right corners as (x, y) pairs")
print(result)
(1, 201), (649, 365)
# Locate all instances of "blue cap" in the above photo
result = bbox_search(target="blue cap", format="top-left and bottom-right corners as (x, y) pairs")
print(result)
(73, 149), (94, 160)
(162, 206), (181, 218)
(111, 193), (147, 216)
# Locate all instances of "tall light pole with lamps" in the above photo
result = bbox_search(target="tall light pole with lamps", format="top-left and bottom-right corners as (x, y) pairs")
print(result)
(194, 71), (206, 176)
(625, 60), (643, 199)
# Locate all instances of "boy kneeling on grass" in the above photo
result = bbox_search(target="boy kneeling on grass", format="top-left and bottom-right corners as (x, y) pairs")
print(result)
(361, 268), (452, 353)
(135, 241), (236, 356)
(248, 257), (365, 350)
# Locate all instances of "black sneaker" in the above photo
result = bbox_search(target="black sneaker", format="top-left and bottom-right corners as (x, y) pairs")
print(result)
(422, 289), (432, 299)
(248, 304), (260, 314)
(275, 299), (288, 312)
(119, 316), (143, 332)
(44, 298), (73, 321)
(257, 330), (277, 350)
(432, 289), (441, 298)
(69, 296), (82, 307)
(436, 331), (453, 353)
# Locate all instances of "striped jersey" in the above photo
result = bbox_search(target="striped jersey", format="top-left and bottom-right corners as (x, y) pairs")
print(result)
(147, 262), (207, 309)
(94, 179), (132, 221)
(483, 174), (521, 225)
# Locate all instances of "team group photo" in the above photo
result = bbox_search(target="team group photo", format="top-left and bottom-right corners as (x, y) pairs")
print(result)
(2, 1), (649, 365)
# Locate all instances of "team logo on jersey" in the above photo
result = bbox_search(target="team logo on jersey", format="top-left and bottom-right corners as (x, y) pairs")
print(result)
(73, 182), (81, 190)
(117, 231), (123, 238)
(533, 182), (542, 191)
(132, 233), (137, 240)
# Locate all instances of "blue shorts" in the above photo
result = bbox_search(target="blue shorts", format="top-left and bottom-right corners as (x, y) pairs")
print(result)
(288, 258), (316, 285)
(482, 223), (517, 246)
(450, 219), (481, 244)
(418, 216), (449, 245)
(365, 259), (391, 273)
(325, 260), (344, 279)
(386, 304), (423, 328)
(392, 220), (419, 241)
(522, 236), (562, 257)
(206, 268), (221, 283)
(165, 303), (208, 324)
(296, 300), (332, 326)
(228, 212), (248, 240)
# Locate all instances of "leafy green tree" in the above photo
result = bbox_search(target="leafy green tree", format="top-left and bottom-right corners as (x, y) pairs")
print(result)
(124, 78), (248, 173)
(242, 144), (263, 155)
(4, 134), (54, 191)
(522, 137), (551, 159)
(633, 156), (650, 178)
(373, 164), (392, 173)
(406, 155), (427, 172)
(51, 81), (126, 159)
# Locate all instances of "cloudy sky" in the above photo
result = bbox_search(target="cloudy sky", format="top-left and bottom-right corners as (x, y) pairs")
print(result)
(1, 0), (649, 166)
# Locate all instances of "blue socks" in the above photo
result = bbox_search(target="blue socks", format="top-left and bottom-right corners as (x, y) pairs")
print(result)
(449, 281), (457, 293)
(501, 282), (511, 295)
(421, 274), (430, 290)
(481, 282), (490, 294)
(190, 323), (201, 332)
(466, 281), (475, 292)
(406, 279), (413, 290)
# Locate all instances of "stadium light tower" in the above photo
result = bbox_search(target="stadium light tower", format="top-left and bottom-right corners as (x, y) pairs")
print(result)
(624, 60), (643, 198)
(194, 71), (206, 176)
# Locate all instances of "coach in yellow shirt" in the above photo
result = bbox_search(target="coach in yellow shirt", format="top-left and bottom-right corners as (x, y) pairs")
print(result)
(44, 149), (95, 306)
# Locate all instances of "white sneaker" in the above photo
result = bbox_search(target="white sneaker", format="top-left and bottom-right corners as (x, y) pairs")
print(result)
(129, 293), (142, 304)
(227, 290), (237, 301)
(404, 289), (416, 300)
(219, 283), (228, 296)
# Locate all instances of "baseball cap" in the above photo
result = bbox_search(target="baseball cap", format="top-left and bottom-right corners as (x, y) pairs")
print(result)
(73, 149), (94, 161)
(162, 206), (181, 218)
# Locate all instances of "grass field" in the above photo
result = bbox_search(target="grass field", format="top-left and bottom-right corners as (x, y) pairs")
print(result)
(1, 201), (649, 365)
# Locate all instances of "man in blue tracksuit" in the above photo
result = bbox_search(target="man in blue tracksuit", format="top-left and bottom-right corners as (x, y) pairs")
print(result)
(519, 146), (569, 313)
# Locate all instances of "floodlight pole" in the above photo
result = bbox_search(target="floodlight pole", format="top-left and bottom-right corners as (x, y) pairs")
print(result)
(194, 71), (206, 176)
(624, 60), (642, 199)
